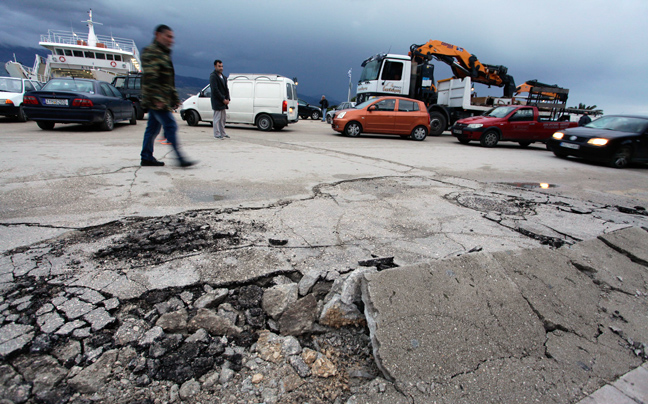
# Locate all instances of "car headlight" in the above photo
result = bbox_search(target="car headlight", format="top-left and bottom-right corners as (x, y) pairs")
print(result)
(587, 138), (609, 146)
(466, 123), (483, 129)
(337, 111), (346, 119)
(552, 132), (564, 140)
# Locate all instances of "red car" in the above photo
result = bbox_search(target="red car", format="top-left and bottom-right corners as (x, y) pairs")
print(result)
(332, 96), (430, 141)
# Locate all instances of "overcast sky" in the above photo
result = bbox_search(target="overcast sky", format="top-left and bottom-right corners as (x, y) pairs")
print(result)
(2, 0), (646, 114)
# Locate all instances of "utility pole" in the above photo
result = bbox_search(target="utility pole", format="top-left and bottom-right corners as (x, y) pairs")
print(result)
(347, 68), (352, 102)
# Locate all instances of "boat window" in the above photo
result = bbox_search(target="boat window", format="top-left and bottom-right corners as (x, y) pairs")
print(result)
(73, 50), (83, 57)
(56, 49), (64, 56)
(84, 51), (95, 58)
(64, 49), (73, 56)
(114, 55), (122, 62)
(106, 54), (114, 60)
(95, 53), (106, 60)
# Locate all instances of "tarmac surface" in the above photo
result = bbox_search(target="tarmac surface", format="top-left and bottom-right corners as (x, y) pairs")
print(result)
(0, 116), (647, 403)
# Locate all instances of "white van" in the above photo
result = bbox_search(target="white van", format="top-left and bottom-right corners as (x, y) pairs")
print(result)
(180, 74), (298, 131)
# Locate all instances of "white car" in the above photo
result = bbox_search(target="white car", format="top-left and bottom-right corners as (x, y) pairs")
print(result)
(180, 74), (298, 131)
(0, 77), (44, 121)
(326, 101), (356, 124)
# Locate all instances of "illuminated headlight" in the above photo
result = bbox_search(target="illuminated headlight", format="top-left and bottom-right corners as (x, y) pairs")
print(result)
(552, 132), (564, 140)
(337, 111), (346, 119)
(466, 123), (483, 129)
(587, 138), (609, 146)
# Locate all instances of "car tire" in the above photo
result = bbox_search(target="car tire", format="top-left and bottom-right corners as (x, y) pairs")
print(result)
(36, 121), (55, 130)
(480, 130), (499, 147)
(410, 125), (428, 141)
(519, 141), (531, 148)
(428, 111), (446, 136)
(100, 110), (115, 131)
(326, 115), (332, 124)
(344, 121), (362, 137)
(257, 114), (273, 131)
(130, 108), (137, 125)
(553, 150), (568, 159)
(458, 139), (470, 145)
(311, 111), (320, 120)
(610, 145), (632, 168)
(17, 106), (28, 122)
(136, 105), (145, 120)
(186, 110), (200, 126)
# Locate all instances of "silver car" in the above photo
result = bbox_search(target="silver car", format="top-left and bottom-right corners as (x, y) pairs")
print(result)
(326, 101), (356, 124)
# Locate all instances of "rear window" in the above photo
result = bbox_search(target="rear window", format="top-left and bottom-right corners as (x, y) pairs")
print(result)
(43, 79), (94, 93)
(398, 100), (419, 112)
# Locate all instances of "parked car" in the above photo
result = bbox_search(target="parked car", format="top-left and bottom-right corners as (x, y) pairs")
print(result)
(23, 78), (136, 131)
(298, 99), (321, 120)
(111, 73), (147, 119)
(0, 77), (44, 121)
(326, 101), (356, 124)
(331, 96), (430, 140)
(547, 115), (648, 168)
(180, 74), (298, 131)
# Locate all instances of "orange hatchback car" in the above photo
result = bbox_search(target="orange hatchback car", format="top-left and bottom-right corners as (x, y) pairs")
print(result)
(331, 96), (430, 141)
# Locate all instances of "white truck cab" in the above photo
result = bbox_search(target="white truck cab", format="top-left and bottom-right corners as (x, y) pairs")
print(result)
(180, 74), (298, 131)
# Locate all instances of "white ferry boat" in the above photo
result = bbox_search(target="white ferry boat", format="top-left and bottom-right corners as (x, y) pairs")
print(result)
(5, 10), (141, 82)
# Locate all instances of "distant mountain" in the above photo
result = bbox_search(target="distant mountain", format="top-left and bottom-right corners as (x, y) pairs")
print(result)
(1, 46), (340, 106)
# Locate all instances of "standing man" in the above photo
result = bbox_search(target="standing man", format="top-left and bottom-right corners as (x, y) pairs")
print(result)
(319, 95), (329, 122)
(210, 60), (230, 139)
(140, 24), (194, 167)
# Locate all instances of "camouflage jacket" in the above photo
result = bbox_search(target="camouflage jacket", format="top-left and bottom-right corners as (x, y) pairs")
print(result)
(141, 40), (179, 111)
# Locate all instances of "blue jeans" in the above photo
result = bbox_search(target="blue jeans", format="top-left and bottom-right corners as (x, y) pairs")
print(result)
(141, 109), (185, 162)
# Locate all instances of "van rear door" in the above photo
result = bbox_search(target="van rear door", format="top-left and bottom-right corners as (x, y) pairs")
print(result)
(286, 81), (298, 122)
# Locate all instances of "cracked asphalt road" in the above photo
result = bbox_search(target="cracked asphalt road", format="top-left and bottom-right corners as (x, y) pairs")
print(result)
(0, 117), (647, 403)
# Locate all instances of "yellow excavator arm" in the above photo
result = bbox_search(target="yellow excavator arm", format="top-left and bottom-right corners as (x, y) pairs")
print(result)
(409, 40), (516, 96)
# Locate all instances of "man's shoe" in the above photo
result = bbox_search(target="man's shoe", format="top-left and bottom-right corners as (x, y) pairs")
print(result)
(179, 160), (196, 168)
(141, 159), (165, 166)
(214, 136), (223, 139)
(223, 134), (230, 138)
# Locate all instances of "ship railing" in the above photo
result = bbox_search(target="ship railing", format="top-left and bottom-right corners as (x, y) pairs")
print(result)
(40, 30), (139, 58)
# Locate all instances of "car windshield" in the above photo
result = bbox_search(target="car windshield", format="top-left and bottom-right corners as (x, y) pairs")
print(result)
(485, 106), (517, 118)
(0, 77), (23, 92)
(359, 59), (381, 82)
(355, 99), (376, 109)
(43, 79), (95, 94)
(585, 116), (648, 134)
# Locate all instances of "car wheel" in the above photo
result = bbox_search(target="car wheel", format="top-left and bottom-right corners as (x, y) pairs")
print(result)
(553, 150), (568, 159)
(458, 139), (470, 145)
(410, 125), (428, 141)
(186, 110), (200, 126)
(100, 110), (115, 131)
(428, 111), (446, 136)
(519, 141), (531, 148)
(17, 106), (28, 122)
(610, 145), (632, 168)
(344, 121), (362, 137)
(326, 115), (332, 124)
(257, 114), (273, 131)
(37, 121), (55, 130)
(130, 108), (137, 125)
(311, 111), (320, 120)
(480, 130), (499, 147)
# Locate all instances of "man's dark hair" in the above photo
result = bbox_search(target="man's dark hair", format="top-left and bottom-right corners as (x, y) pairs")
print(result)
(214, 60), (223, 66)
(155, 24), (172, 34)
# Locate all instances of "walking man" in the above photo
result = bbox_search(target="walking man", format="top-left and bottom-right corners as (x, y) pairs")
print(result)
(319, 95), (329, 122)
(210, 60), (230, 139)
(140, 24), (194, 167)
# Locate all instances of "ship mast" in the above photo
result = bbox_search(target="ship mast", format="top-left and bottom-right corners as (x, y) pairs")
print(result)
(83, 9), (102, 47)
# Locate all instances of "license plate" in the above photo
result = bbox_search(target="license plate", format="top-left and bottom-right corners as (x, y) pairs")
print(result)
(560, 142), (579, 150)
(45, 99), (68, 106)
(453, 128), (462, 134)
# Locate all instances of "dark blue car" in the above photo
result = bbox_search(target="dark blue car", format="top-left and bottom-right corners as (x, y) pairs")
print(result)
(548, 115), (648, 168)
(23, 78), (136, 131)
